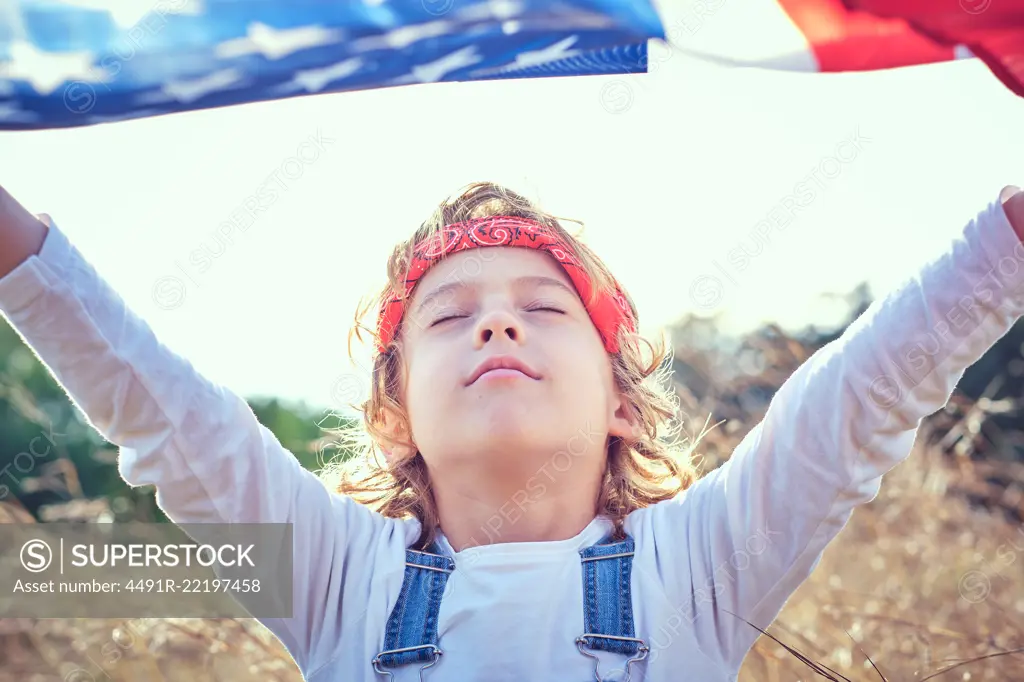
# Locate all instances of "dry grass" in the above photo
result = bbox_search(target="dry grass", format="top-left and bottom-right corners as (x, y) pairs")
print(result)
(741, 434), (1024, 681)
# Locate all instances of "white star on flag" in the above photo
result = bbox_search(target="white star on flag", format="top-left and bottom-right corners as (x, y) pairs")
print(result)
(350, 20), (453, 52)
(55, 0), (202, 29)
(215, 22), (344, 61)
(0, 41), (104, 95)
(401, 46), (482, 84)
(136, 68), (245, 104)
(280, 57), (363, 93)
(509, 36), (581, 68)
(469, 35), (582, 78)
(456, 0), (523, 22)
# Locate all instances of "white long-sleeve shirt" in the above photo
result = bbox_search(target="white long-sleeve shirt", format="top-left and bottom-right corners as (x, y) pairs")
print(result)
(2, 192), (1022, 682)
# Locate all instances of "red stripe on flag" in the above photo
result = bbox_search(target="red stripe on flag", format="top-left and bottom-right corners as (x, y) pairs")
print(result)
(776, 0), (955, 71)
(847, 0), (1024, 98)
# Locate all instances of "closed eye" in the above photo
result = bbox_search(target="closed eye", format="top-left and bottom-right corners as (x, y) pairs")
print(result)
(430, 314), (469, 327)
(432, 306), (564, 326)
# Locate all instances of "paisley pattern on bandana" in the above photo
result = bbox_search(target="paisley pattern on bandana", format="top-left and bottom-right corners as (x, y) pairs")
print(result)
(377, 216), (635, 353)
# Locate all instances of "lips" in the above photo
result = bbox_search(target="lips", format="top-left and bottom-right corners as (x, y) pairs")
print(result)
(466, 355), (540, 385)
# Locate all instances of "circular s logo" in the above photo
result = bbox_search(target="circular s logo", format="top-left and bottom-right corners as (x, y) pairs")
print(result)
(599, 81), (634, 114)
(959, 0), (992, 14)
(151, 276), (187, 310)
(422, 0), (455, 16)
(63, 82), (97, 115)
(21, 539), (53, 573)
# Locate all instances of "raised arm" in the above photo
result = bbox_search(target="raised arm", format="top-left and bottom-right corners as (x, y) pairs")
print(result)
(632, 186), (1024, 672)
(0, 184), (399, 673)
(0, 186), (48, 277)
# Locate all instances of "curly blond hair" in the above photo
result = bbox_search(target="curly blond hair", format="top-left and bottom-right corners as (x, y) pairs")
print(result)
(324, 182), (704, 549)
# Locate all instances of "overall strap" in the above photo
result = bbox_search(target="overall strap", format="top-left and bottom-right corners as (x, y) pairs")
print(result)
(372, 540), (454, 681)
(577, 532), (649, 682)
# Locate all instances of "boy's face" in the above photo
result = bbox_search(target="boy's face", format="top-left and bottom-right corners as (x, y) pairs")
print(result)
(396, 246), (636, 474)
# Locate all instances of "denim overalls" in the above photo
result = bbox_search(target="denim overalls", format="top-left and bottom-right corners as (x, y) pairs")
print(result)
(371, 531), (650, 681)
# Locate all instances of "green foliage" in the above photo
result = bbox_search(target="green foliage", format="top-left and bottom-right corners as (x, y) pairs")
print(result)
(0, 320), (359, 522)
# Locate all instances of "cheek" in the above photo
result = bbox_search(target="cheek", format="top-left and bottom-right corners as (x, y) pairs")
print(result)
(556, 346), (614, 398)
(401, 345), (451, 414)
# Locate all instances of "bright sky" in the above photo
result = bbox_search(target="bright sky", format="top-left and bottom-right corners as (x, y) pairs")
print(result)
(2, 45), (1023, 412)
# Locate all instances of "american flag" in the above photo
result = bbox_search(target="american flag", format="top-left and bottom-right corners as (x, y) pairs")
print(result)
(1, 0), (1021, 131)
(0, 0), (662, 130)
(659, 0), (1024, 96)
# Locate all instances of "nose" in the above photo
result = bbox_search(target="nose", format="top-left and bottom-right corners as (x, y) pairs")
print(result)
(473, 306), (526, 349)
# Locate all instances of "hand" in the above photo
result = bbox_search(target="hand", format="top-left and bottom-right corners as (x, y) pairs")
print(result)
(1001, 185), (1024, 244)
(0, 185), (49, 279)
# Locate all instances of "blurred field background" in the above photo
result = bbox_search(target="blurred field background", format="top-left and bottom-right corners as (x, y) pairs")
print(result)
(1, 283), (1023, 681)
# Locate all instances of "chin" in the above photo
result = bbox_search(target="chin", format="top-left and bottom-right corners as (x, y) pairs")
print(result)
(472, 389), (540, 413)
(464, 401), (550, 441)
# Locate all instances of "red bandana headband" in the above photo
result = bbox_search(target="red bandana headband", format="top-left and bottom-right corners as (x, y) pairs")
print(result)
(376, 216), (636, 354)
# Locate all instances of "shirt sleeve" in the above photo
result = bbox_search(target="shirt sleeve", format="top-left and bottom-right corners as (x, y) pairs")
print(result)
(629, 190), (1024, 672)
(0, 219), (401, 673)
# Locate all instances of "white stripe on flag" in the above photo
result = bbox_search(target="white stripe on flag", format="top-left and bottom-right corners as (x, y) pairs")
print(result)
(651, 0), (819, 71)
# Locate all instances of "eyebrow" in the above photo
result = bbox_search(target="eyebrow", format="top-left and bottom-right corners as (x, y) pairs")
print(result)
(412, 275), (578, 318)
